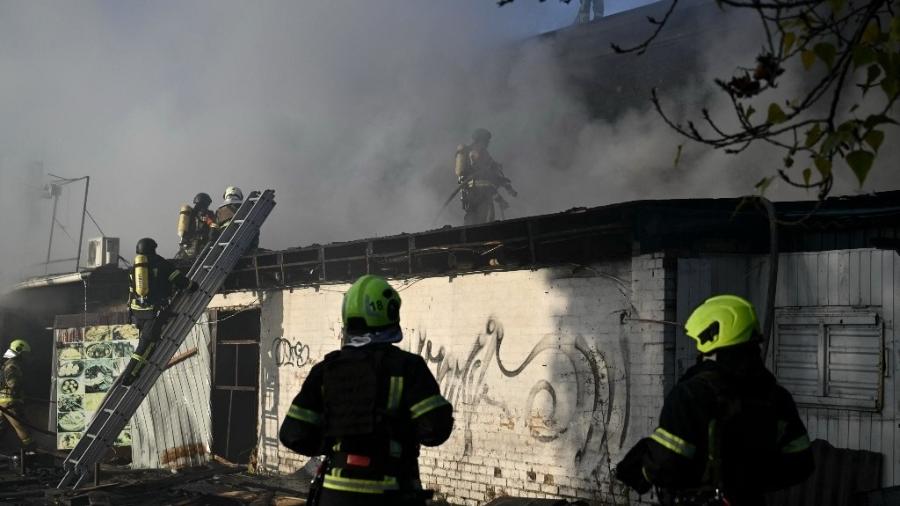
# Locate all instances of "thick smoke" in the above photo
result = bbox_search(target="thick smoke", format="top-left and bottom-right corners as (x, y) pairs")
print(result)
(1, 0), (897, 288)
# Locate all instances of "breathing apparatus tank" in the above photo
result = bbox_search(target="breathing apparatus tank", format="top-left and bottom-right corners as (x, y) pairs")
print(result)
(177, 205), (192, 239)
(133, 254), (150, 298)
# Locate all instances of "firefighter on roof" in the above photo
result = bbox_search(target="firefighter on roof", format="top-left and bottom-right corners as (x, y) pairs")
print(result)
(215, 186), (259, 251)
(616, 295), (813, 505)
(280, 275), (454, 505)
(0, 339), (33, 449)
(454, 128), (517, 226)
(176, 192), (216, 258)
(123, 238), (197, 386)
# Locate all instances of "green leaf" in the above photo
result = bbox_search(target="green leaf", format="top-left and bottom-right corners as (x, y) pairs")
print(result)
(813, 43), (837, 68)
(783, 32), (797, 54)
(804, 124), (823, 148)
(866, 64), (883, 88)
(801, 49), (816, 70)
(853, 47), (877, 68)
(865, 130), (885, 151)
(814, 156), (832, 177)
(755, 176), (773, 193)
(802, 168), (812, 186)
(827, 0), (846, 14)
(767, 103), (787, 124)
(862, 20), (881, 45)
(864, 114), (899, 129)
(846, 150), (875, 185)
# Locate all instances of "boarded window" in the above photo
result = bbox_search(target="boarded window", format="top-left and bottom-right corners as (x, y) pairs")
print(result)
(774, 309), (883, 411)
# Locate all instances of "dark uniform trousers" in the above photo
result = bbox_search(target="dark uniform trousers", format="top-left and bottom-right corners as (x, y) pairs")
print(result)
(280, 343), (453, 506)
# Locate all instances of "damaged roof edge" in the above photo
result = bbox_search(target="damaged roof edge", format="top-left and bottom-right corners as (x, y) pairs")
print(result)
(219, 191), (900, 292)
(10, 271), (91, 291)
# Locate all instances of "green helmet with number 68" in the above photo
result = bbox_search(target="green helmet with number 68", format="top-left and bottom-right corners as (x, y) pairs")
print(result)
(342, 275), (402, 334)
(684, 295), (760, 355)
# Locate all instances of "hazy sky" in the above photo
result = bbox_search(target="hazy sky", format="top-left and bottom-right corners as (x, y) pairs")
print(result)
(0, 0), (896, 286)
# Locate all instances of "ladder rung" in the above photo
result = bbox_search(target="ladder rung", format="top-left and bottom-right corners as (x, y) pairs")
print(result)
(233, 219), (245, 224)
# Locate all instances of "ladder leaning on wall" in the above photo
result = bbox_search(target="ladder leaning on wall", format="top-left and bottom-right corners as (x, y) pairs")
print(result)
(57, 189), (277, 490)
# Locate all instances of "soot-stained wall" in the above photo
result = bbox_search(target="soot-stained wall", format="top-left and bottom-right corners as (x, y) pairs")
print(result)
(212, 253), (672, 505)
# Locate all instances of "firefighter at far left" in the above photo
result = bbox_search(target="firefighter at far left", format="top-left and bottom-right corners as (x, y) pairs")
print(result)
(0, 339), (33, 449)
(122, 238), (197, 386)
(280, 275), (454, 506)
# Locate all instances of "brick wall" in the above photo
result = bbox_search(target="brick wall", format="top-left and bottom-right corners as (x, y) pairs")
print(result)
(213, 254), (674, 505)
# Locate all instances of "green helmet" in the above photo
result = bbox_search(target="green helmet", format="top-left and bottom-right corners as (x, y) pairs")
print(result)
(684, 295), (759, 354)
(9, 339), (31, 356)
(342, 275), (401, 334)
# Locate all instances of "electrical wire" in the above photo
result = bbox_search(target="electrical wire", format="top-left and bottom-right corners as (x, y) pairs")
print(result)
(85, 209), (106, 237)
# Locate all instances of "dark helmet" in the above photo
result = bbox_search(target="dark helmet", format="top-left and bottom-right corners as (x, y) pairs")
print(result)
(193, 192), (212, 209)
(472, 128), (492, 143)
(136, 237), (158, 255)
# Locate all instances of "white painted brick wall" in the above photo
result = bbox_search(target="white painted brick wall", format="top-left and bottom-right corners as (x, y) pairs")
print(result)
(212, 254), (673, 505)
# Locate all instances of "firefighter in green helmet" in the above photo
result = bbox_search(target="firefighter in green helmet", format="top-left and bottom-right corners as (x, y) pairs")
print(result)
(0, 339), (34, 449)
(616, 295), (814, 505)
(279, 275), (454, 506)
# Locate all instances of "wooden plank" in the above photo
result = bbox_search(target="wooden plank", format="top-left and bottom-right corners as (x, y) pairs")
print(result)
(871, 249), (883, 307)
(859, 412), (872, 452)
(798, 253), (817, 307)
(818, 252), (829, 306)
(850, 250), (862, 308)
(888, 250), (898, 486)
(837, 252), (851, 306)
(776, 253), (793, 307)
(827, 251), (840, 307)
(860, 251), (872, 307)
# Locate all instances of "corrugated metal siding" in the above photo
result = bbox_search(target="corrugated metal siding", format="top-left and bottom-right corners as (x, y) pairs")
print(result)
(130, 315), (213, 469)
(676, 249), (899, 487)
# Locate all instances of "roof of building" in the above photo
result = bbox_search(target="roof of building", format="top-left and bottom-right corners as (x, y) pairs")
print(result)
(221, 190), (900, 291)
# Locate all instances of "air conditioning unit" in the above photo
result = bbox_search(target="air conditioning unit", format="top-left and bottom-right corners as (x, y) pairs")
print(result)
(87, 237), (120, 269)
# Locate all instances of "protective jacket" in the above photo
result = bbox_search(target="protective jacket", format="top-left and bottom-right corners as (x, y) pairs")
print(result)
(279, 343), (453, 503)
(622, 346), (813, 505)
(180, 208), (216, 257)
(454, 144), (509, 190)
(0, 356), (23, 406)
(0, 356), (32, 446)
(128, 253), (191, 311)
(215, 203), (259, 251)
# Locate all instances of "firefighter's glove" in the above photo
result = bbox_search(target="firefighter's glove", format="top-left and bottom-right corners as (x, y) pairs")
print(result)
(615, 438), (652, 494)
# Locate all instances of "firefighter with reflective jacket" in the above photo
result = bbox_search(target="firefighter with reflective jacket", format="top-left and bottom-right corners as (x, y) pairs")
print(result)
(279, 275), (454, 506)
(123, 238), (197, 385)
(0, 339), (33, 448)
(176, 192), (216, 258)
(616, 295), (813, 505)
(454, 128), (517, 226)
(215, 186), (259, 251)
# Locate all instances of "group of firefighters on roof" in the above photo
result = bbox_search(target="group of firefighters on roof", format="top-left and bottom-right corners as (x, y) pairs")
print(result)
(2, 137), (814, 505)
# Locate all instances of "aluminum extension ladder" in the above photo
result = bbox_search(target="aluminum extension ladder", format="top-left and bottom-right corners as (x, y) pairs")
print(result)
(57, 189), (276, 489)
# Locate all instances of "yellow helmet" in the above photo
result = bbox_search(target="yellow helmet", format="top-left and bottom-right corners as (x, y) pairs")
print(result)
(684, 295), (759, 354)
(9, 339), (31, 356)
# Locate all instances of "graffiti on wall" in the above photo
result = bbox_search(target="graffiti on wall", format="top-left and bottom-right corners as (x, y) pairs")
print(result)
(272, 337), (313, 368)
(407, 317), (628, 473)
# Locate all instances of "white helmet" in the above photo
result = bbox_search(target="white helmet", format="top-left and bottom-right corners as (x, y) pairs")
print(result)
(223, 186), (243, 205)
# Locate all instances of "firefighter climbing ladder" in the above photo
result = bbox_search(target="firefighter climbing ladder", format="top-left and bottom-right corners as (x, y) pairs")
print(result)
(57, 189), (276, 490)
